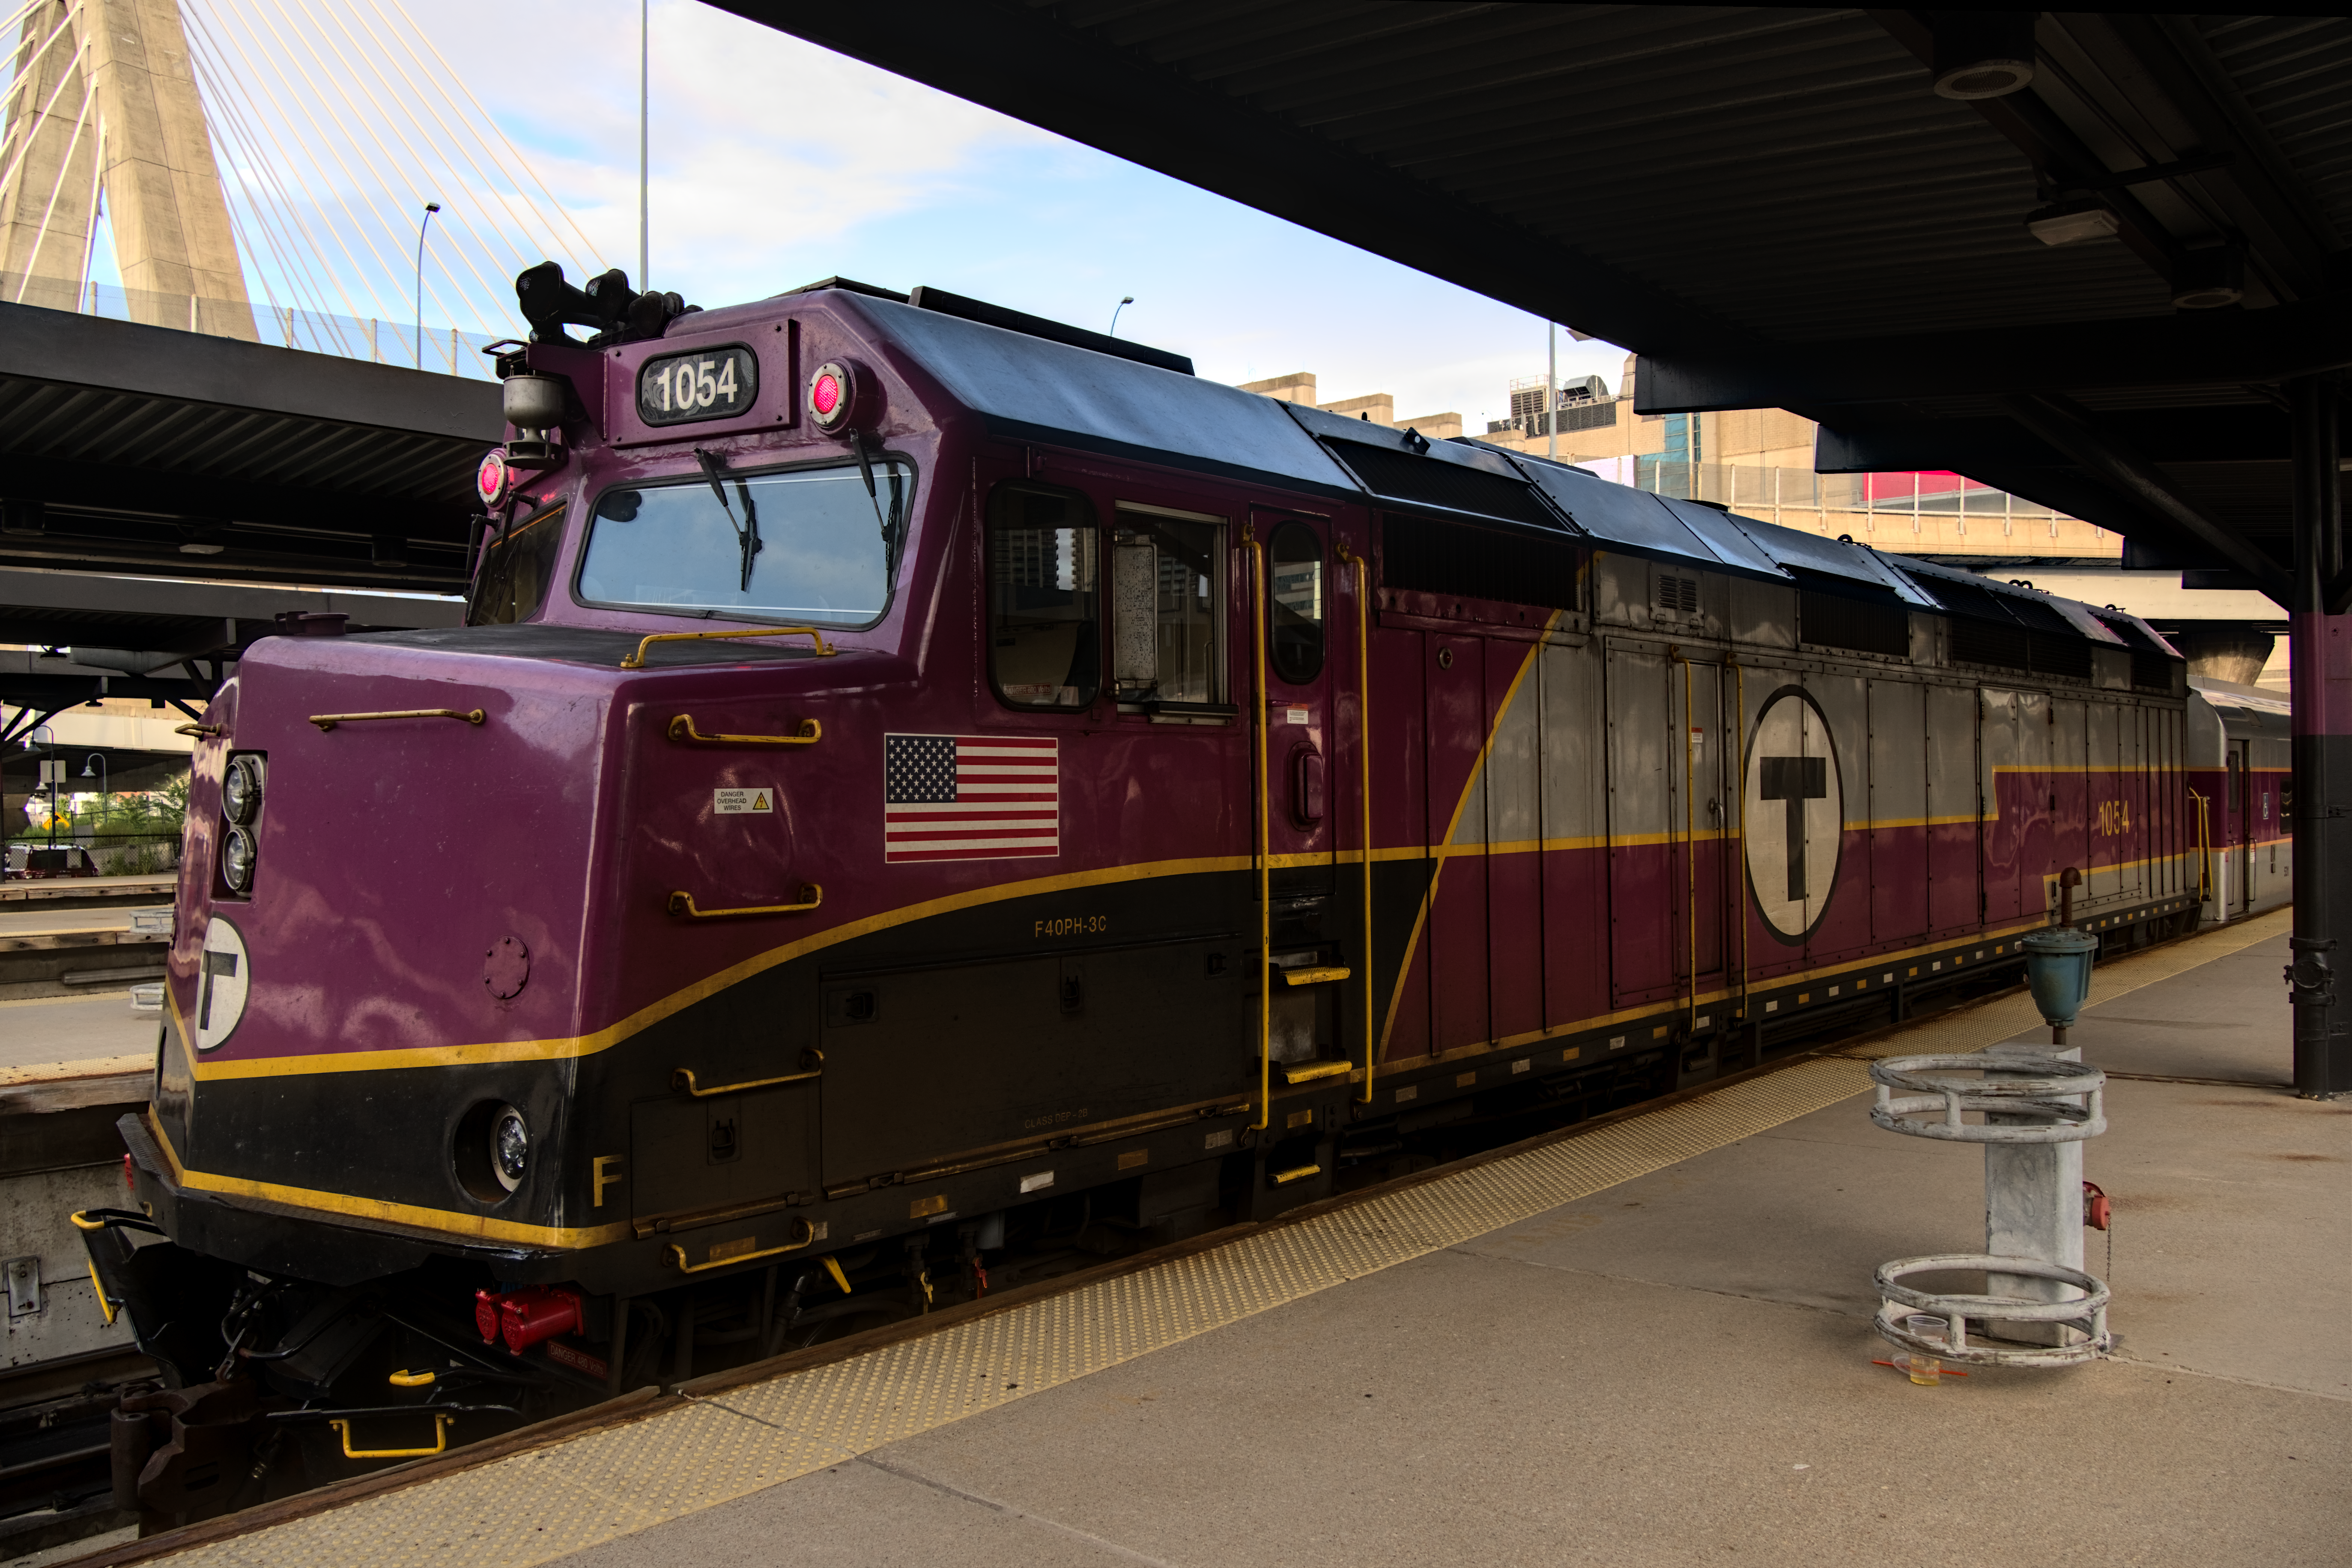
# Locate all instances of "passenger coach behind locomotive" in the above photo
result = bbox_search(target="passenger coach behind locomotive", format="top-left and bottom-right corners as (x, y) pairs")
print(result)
(85, 261), (2209, 1517)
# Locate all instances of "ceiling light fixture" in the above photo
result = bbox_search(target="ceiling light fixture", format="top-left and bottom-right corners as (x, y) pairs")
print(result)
(1931, 13), (2037, 100)
(2024, 201), (2119, 246)
(2170, 245), (2246, 311)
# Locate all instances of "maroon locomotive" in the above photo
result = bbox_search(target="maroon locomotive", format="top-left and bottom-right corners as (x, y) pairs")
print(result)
(84, 267), (2206, 1517)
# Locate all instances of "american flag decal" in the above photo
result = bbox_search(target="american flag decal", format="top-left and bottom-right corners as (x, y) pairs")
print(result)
(883, 734), (1059, 863)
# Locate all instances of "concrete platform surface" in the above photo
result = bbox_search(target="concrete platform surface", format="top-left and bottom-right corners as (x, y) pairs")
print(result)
(0, 907), (157, 938)
(0, 992), (158, 1072)
(540, 909), (2344, 1568)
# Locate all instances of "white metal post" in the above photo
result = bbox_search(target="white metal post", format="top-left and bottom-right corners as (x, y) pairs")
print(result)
(1984, 1045), (2086, 1343)
(1546, 321), (1557, 461)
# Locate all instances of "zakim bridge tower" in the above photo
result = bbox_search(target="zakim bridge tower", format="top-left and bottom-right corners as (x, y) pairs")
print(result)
(1, 0), (249, 334)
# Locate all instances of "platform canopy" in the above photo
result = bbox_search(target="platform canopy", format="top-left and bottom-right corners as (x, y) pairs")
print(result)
(726, 3), (2349, 604)
(0, 304), (492, 732)
(0, 302), (500, 595)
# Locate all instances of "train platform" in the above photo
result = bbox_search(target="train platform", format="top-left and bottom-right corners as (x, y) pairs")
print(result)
(0, 992), (158, 1073)
(40, 907), (2349, 1568)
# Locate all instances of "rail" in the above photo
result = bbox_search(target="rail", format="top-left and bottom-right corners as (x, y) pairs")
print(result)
(2189, 786), (2213, 904)
(1338, 542), (1376, 1104)
(328, 1413), (453, 1460)
(1245, 528), (1272, 1134)
(666, 1217), (818, 1274)
(668, 715), (821, 747)
(672, 1057), (822, 1098)
(308, 708), (484, 732)
(666, 887), (823, 919)
(620, 626), (837, 669)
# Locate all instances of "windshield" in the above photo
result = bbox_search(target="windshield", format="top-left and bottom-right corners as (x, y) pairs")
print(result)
(576, 460), (906, 624)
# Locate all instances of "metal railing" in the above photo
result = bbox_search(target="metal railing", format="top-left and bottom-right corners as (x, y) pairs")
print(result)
(3, 274), (504, 378)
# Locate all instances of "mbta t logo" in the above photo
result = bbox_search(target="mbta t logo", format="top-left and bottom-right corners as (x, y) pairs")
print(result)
(193, 915), (251, 1051)
(1744, 690), (1843, 942)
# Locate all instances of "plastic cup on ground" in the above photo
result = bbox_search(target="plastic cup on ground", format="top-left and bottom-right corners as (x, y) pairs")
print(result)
(1903, 1314), (1947, 1385)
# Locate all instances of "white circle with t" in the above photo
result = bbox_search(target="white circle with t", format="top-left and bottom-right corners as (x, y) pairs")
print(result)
(1744, 690), (1844, 942)
(194, 915), (251, 1051)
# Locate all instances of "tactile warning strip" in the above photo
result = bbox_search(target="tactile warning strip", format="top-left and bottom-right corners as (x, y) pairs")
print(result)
(141, 915), (2281, 1568)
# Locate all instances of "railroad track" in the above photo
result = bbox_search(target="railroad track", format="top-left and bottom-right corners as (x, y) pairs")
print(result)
(0, 1353), (154, 1562)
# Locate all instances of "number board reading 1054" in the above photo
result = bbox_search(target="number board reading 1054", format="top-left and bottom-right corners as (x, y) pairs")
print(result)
(638, 345), (759, 427)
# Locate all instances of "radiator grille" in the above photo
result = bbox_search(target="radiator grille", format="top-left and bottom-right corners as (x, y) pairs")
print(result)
(1381, 514), (1584, 611)
(1799, 588), (1909, 657)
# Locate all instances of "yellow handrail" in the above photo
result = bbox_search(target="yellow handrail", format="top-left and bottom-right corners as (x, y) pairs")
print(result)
(68, 1209), (121, 1321)
(1280, 965), (1352, 986)
(666, 1217), (817, 1275)
(621, 626), (836, 669)
(1337, 543), (1376, 1104)
(1245, 528), (1271, 1133)
(1734, 663), (1749, 1033)
(668, 714), (821, 747)
(666, 886), (823, 919)
(330, 1413), (452, 1460)
(1683, 655), (1698, 1038)
(2188, 787), (2212, 904)
(672, 1057), (821, 1098)
(309, 709), (484, 732)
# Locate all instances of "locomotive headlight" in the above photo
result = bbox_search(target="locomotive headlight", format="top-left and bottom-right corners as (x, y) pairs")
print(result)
(491, 1105), (529, 1192)
(223, 755), (263, 824)
(221, 825), (257, 894)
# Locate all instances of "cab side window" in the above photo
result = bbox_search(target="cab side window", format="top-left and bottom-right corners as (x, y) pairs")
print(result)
(1267, 521), (1325, 684)
(989, 484), (1100, 710)
(1110, 507), (1225, 704)
(468, 503), (567, 626)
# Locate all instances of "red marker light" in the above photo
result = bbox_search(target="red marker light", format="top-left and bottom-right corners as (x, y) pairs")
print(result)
(808, 359), (863, 430)
(476, 448), (510, 508)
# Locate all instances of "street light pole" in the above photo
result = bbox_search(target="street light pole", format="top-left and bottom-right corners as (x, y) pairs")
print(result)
(640, 0), (650, 289)
(24, 725), (58, 850)
(1109, 296), (1134, 336)
(414, 201), (442, 370)
(1548, 321), (1558, 461)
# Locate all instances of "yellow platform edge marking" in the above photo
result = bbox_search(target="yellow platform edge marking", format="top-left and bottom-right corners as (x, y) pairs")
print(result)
(146, 911), (2287, 1568)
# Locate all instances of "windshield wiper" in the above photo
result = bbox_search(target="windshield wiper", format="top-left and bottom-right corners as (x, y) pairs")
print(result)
(848, 430), (902, 577)
(695, 448), (761, 591)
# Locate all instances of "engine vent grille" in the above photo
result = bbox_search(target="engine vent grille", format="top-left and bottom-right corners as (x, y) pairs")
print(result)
(1656, 573), (1700, 615)
(1950, 618), (2093, 681)
(1381, 514), (1584, 612)
(2131, 651), (2176, 691)
(1798, 588), (1909, 657)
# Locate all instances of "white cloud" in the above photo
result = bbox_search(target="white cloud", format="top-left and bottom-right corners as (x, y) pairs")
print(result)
(182, 0), (1636, 424)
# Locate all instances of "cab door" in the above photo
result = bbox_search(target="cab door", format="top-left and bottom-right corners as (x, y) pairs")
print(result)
(1253, 512), (1352, 1081)
(814, 476), (1251, 1193)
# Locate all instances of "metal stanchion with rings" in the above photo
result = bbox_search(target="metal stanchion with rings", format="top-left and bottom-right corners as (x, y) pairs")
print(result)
(1869, 868), (2113, 1374)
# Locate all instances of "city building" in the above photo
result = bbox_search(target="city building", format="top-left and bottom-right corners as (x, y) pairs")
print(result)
(1245, 358), (2125, 567)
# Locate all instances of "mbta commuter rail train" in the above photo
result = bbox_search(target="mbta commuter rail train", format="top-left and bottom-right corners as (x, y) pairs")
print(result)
(85, 266), (2240, 1515)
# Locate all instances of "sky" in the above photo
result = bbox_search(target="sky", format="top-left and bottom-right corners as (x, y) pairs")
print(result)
(84, 0), (1637, 430)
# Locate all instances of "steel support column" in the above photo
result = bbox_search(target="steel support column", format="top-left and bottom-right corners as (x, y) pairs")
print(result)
(2289, 374), (2351, 1097)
